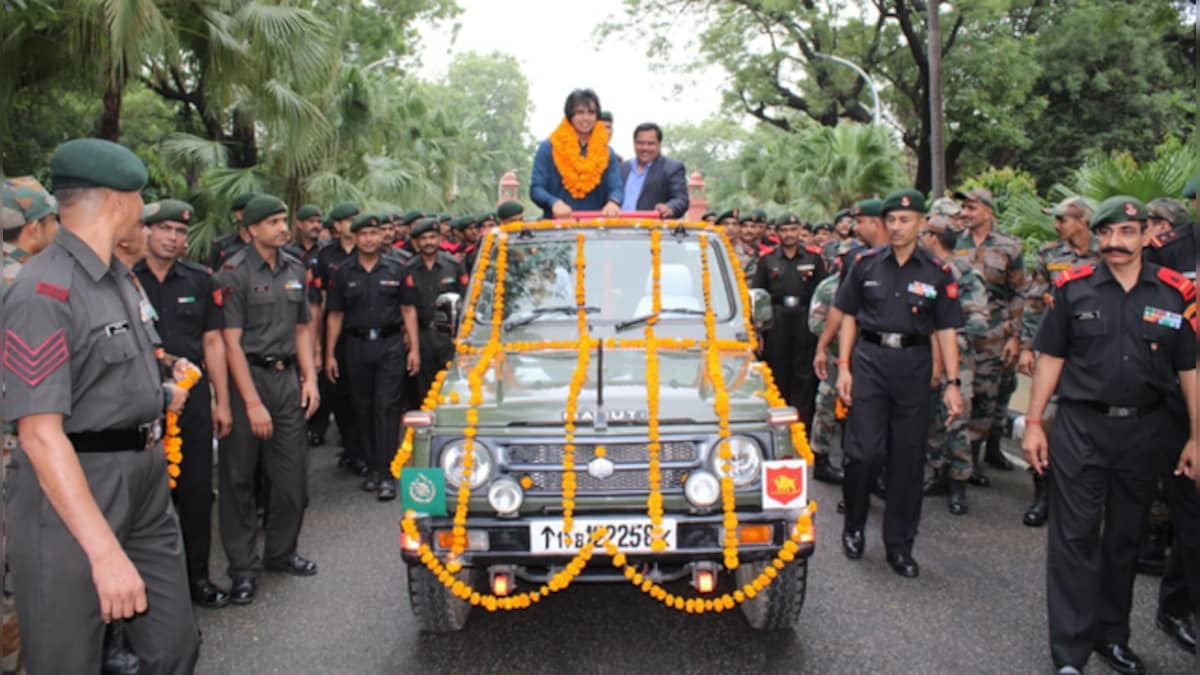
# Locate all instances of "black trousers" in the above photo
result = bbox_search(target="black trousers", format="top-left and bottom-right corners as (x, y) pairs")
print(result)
(175, 377), (214, 582)
(330, 337), (360, 459)
(1046, 403), (1161, 668)
(1156, 399), (1199, 621)
(219, 365), (309, 578)
(763, 307), (819, 429)
(841, 341), (932, 553)
(343, 333), (408, 476)
(416, 326), (454, 402)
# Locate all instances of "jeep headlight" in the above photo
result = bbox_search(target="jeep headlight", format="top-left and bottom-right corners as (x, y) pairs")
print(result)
(440, 439), (493, 489)
(710, 435), (762, 487)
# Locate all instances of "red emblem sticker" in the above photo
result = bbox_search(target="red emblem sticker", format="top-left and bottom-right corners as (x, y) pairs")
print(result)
(3, 329), (68, 387)
(35, 282), (69, 302)
(182, 209), (190, 221)
(1124, 202), (1137, 217)
(946, 282), (959, 299)
(762, 459), (807, 509)
(405, 275), (415, 288)
(212, 288), (225, 307)
(900, 196), (911, 207)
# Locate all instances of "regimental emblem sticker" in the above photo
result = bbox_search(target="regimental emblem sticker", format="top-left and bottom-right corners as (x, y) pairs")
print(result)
(1124, 202), (1137, 217)
(401, 468), (447, 515)
(762, 459), (807, 509)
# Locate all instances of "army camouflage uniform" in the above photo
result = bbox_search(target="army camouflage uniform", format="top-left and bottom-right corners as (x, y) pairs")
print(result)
(732, 240), (759, 277)
(953, 229), (1026, 445)
(807, 273), (840, 457)
(927, 258), (989, 480)
(1020, 237), (1101, 352)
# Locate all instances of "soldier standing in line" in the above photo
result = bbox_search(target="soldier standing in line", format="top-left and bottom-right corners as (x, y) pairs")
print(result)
(324, 214), (421, 500)
(402, 218), (467, 399)
(1016, 196), (1099, 528)
(207, 192), (256, 270)
(456, 216), (482, 269)
(135, 199), (234, 608)
(752, 214), (840, 484)
(214, 195), (321, 605)
(732, 210), (761, 276)
(807, 238), (856, 483)
(314, 202), (362, 471)
(3, 138), (199, 673)
(953, 187), (1027, 484)
(1022, 196), (1196, 675)
(285, 204), (329, 446)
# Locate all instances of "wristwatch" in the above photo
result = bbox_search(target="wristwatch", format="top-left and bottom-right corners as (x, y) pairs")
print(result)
(945, 378), (962, 387)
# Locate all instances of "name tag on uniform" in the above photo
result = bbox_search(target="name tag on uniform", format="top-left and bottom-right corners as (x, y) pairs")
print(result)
(954, 248), (971, 257)
(1046, 262), (1071, 272)
(346, 280), (359, 288)
(380, 279), (400, 287)
(796, 264), (814, 272)
(105, 321), (131, 336)
(864, 280), (881, 288)
(285, 280), (304, 291)
(1074, 310), (1101, 321)
(907, 281), (938, 299)
(1143, 306), (1182, 330)
(177, 296), (196, 304)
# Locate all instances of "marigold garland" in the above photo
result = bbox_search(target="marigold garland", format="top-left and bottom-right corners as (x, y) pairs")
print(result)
(549, 117), (611, 200)
(645, 228), (666, 550)
(163, 363), (201, 489)
(560, 234), (592, 533)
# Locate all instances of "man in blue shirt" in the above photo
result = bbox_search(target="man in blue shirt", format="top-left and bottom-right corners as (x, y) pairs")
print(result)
(530, 89), (623, 218)
(619, 122), (689, 218)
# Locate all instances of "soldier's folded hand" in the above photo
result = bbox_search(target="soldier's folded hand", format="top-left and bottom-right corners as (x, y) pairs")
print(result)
(301, 380), (320, 419)
(90, 546), (146, 624)
(407, 351), (420, 376)
(247, 402), (273, 439)
(325, 357), (339, 383)
(1175, 438), (1197, 481)
(213, 402), (233, 439)
(836, 371), (853, 407)
(813, 351), (828, 381)
(1022, 422), (1049, 476)
(1017, 349), (1035, 377)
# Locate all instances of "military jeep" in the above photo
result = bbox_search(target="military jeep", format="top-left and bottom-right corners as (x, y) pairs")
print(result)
(398, 219), (815, 632)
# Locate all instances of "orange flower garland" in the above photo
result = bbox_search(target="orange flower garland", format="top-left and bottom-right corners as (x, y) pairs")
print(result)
(163, 363), (201, 489)
(561, 233), (592, 532)
(645, 228), (666, 550)
(548, 118), (611, 199)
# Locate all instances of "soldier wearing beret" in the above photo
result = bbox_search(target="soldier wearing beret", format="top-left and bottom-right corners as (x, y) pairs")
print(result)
(393, 209), (423, 256)
(2, 139), (199, 672)
(456, 216), (483, 270)
(136, 199), (234, 609)
(701, 210), (717, 224)
(806, 238), (855, 478)
(834, 188), (964, 578)
(402, 218), (468, 399)
(1023, 196), (1197, 674)
(833, 207), (855, 244)
(214, 195), (322, 605)
(207, 191), (257, 270)
(324, 214), (421, 499)
(732, 209), (763, 276)
(497, 200), (524, 225)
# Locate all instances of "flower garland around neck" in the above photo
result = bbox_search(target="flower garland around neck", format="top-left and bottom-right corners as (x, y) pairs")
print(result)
(549, 116), (611, 199)
(163, 363), (202, 489)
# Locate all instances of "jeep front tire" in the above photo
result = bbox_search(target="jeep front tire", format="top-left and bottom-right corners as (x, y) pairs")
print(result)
(736, 557), (807, 631)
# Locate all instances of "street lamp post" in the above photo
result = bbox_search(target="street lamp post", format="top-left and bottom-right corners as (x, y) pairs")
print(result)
(812, 52), (881, 126)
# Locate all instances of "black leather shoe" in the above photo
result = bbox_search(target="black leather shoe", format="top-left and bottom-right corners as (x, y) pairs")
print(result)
(377, 478), (397, 501)
(362, 472), (381, 492)
(812, 454), (844, 485)
(1156, 610), (1197, 654)
(842, 529), (864, 560)
(1092, 643), (1145, 675)
(190, 578), (230, 609)
(306, 430), (324, 447)
(230, 576), (256, 605)
(1136, 550), (1166, 576)
(265, 553), (318, 576)
(967, 471), (990, 488)
(947, 480), (968, 516)
(922, 470), (949, 497)
(886, 550), (919, 578)
(870, 475), (887, 500)
(1023, 473), (1048, 527)
(101, 638), (139, 675)
(983, 436), (1014, 471)
(354, 459), (371, 477)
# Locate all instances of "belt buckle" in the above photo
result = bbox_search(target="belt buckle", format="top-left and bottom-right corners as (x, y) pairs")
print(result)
(881, 332), (903, 349)
(782, 296), (798, 308)
(368, 328), (381, 340)
(274, 360), (287, 371)
(139, 420), (162, 448)
(1110, 406), (1135, 418)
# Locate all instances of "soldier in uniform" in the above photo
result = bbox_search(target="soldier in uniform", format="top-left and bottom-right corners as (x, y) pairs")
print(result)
(324, 214), (421, 500)
(313, 202), (362, 469)
(953, 187), (1026, 482)
(214, 194), (322, 605)
(1022, 196), (1197, 675)
(135, 199), (234, 608)
(402, 218), (468, 399)
(1, 176), (58, 675)
(752, 214), (839, 483)
(207, 192), (256, 270)
(732, 210), (761, 276)
(456, 216), (482, 269)
(807, 238), (855, 479)
(2, 138), (199, 673)
(1016, 196), (1099, 528)
(834, 189), (964, 578)
(919, 215), (989, 515)
(712, 208), (739, 245)
(285, 204), (328, 446)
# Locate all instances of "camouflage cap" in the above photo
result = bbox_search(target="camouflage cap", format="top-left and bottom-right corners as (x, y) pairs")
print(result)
(242, 194), (287, 226)
(1089, 195), (1147, 231)
(952, 187), (994, 211)
(142, 198), (194, 226)
(350, 213), (381, 233)
(1183, 173), (1199, 199)
(296, 204), (322, 220)
(496, 200), (524, 220)
(1147, 198), (1190, 227)
(1042, 196), (1094, 220)
(882, 188), (926, 216)
(2, 176), (57, 231)
(928, 196), (962, 217)
(50, 138), (147, 193)
(925, 213), (954, 231)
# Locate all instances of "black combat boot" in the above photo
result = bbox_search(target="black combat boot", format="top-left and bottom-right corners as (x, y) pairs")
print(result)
(968, 440), (990, 487)
(1023, 472), (1048, 527)
(948, 479), (968, 515)
(813, 452), (844, 484)
(984, 430), (1015, 470)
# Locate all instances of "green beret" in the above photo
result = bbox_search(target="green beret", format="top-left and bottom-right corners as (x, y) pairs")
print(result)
(1146, 198), (1190, 227)
(2, 176), (57, 231)
(322, 216), (334, 230)
(496, 201), (524, 220)
(231, 192), (257, 212)
(142, 199), (194, 226)
(330, 202), (359, 221)
(1089, 195), (1147, 231)
(438, 213), (452, 224)
(701, 210), (716, 220)
(401, 210), (424, 226)
(776, 213), (802, 227)
(881, 189), (925, 216)
(1183, 173), (1199, 199)
(814, 222), (833, 232)
(852, 198), (884, 218)
(350, 213), (381, 233)
(716, 208), (739, 223)
(452, 216), (477, 230)
(749, 208), (767, 223)
(410, 217), (438, 238)
(379, 212), (395, 225)
(50, 138), (147, 193)
(242, 194), (287, 226)
(832, 209), (850, 222)
(598, 111), (613, 123)
(480, 212), (498, 223)
(296, 204), (322, 220)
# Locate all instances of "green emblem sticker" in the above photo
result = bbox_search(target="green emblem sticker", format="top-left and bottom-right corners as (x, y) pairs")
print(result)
(401, 468), (447, 515)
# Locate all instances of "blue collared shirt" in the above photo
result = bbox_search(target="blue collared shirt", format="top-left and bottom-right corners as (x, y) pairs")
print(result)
(530, 139), (624, 217)
(621, 158), (655, 212)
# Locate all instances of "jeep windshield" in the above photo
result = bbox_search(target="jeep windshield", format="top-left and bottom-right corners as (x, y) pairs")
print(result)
(469, 230), (736, 335)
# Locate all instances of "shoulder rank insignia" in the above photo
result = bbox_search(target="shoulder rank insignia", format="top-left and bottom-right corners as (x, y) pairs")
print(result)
(1150, 228), (1182, 248)
(1156, 266), (1197, 302)
(805, 244), (822, 255)
(35, 281), (69, 302)
(1053, 264), (1096, 288)
(855, 247), (881, 263)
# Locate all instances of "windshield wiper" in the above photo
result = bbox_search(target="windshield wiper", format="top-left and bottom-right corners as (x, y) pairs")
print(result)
(503, 305), (599, 331)
(614, 308), (707, 332)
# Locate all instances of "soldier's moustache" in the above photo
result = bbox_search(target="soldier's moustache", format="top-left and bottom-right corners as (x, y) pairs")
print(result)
(1100, 246), (1132, 255)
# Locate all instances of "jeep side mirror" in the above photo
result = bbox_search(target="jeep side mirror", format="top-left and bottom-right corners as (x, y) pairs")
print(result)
(435, 292), (463, 338)
(748, 288), (773, 329)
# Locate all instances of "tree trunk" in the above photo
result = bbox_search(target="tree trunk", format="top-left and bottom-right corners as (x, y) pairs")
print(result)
(99, 75), (122, 141)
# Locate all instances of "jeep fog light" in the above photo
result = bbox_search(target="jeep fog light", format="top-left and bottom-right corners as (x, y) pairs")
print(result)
(487, 477), (524, 516)
(684, 470), (721, 508)
(440, 440), (493, 489)
(711, 435), (763, 487)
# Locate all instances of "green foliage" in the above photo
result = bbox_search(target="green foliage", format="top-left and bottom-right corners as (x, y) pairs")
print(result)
(1053, 136), (1200, 204)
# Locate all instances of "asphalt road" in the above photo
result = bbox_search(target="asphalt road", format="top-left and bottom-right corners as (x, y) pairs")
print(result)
(194, 439), (1197, 675)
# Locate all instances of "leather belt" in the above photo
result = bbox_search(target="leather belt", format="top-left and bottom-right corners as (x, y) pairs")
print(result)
(776, 296), (802, 308)
(861, 330), (930, 349)
(1060, 398), (1160, 418)
(347, 325), (403, 341)
(69, 421), (161, 453)
(246, 354), (295, 371)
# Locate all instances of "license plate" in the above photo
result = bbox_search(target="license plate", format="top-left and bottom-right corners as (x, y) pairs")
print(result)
(529, 517), (677, 554)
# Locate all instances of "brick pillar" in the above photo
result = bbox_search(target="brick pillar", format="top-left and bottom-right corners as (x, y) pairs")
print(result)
(685, 171), (708, 222)
(498, 170), (520, 205)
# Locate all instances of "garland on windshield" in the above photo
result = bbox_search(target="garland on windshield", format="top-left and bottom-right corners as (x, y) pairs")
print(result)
(561, 233), (591, 533)
(549, 118), (611, 199)
(645, 228), (666, 550)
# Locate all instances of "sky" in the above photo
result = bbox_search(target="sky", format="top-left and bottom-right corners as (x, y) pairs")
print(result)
(413, 0), (727, 157)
